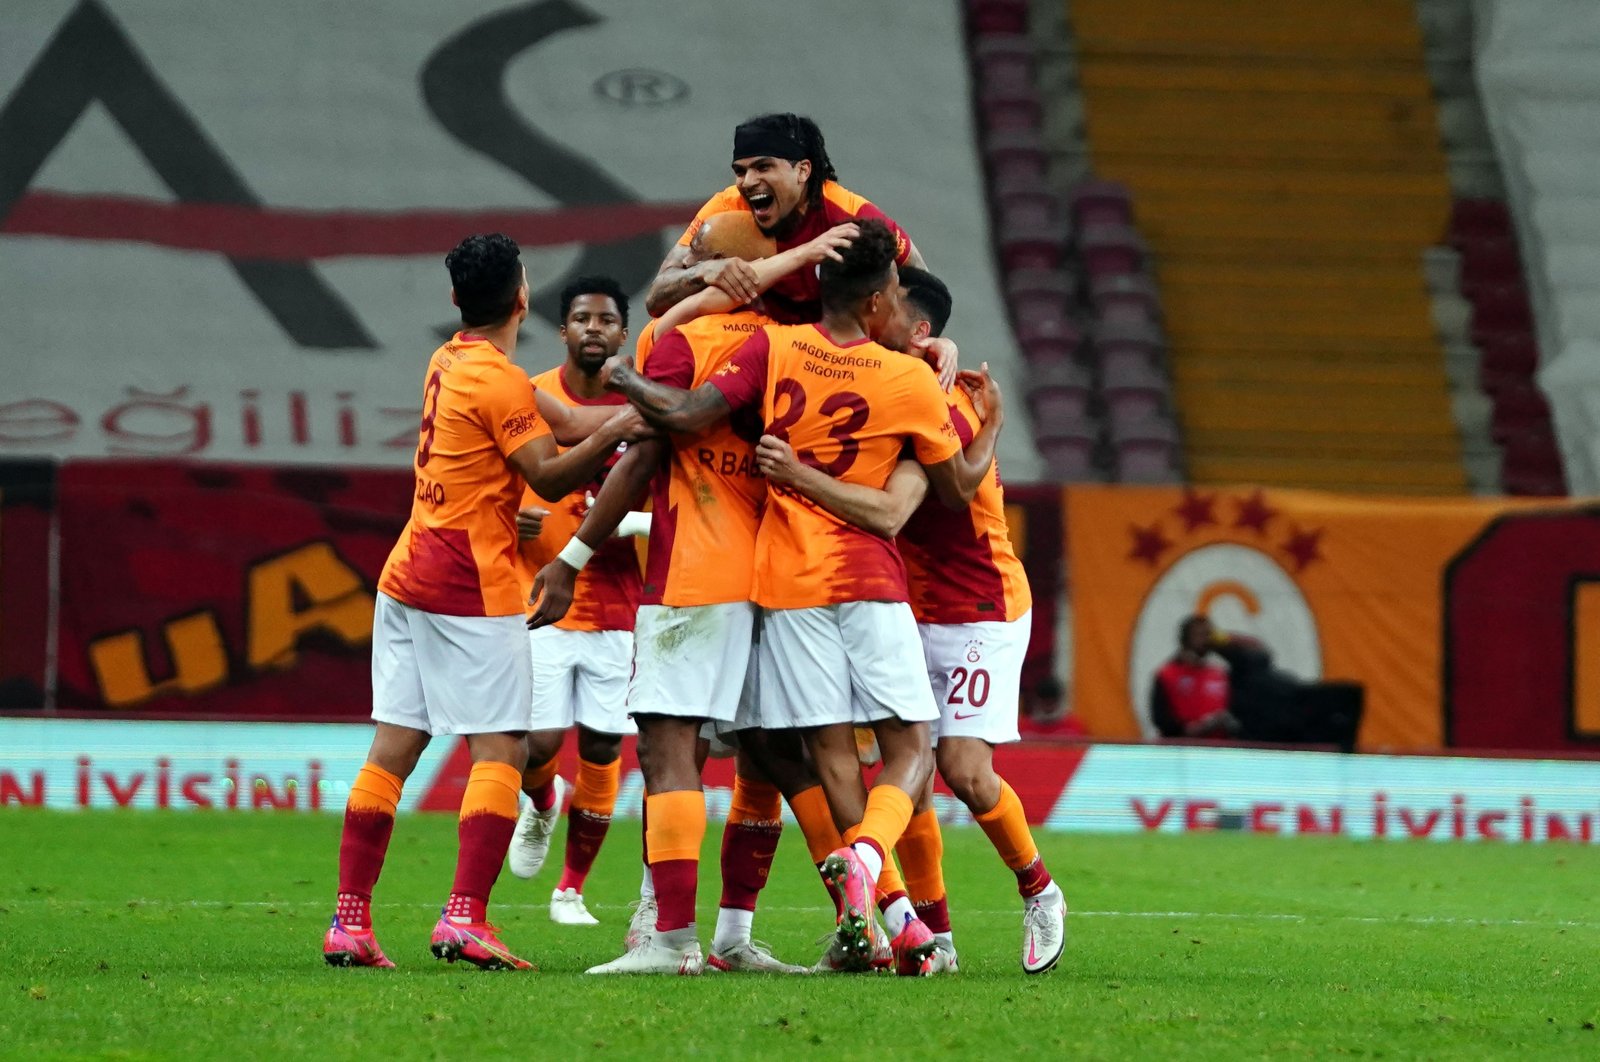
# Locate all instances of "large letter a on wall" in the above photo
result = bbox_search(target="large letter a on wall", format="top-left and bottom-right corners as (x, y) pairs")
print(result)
(0, 0), (374, 349)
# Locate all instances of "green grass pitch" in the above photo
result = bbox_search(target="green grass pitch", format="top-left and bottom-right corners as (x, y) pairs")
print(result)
(2, 811), (1597, 1059)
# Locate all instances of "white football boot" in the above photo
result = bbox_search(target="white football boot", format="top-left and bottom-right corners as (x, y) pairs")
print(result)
(1021, 886), (1067, 974)
(624, 896), (657, 950)
(549, 886), (599, 926)
(586, 936), (704, 976)
(507, 775), (565, 879)
(708, 939), (809, 974)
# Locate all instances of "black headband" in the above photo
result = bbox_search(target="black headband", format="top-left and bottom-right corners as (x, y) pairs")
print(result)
(733, 123), (806, 163)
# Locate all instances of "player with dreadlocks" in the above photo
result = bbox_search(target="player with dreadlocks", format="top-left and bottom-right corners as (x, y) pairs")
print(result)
(644, 112), (925, 321)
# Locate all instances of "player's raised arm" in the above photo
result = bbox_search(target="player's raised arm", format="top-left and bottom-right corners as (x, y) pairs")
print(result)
(654, 223), (860, 335)
(756, 435), (928, 539)
(528, 436), (662, 629)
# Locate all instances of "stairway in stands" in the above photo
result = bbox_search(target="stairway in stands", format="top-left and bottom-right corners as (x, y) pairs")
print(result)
(1067, 0), (1468, 494)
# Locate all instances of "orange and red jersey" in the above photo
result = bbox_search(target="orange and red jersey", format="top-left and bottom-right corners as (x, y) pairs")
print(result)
(709, 323), (960, 610)
(516, 365), (642, 632)
(634, 311), (773, 607)
(379, 332), (550, 617)
(898, 385), (1032, 625)
(677, 181), (912, 318)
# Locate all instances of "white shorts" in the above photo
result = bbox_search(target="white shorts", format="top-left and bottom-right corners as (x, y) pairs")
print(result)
(628, 601), (755, 724)
(371, 592), (531, 737)
(921, 611), (1031, 746)
(528, 626), (636, 735)
(760, 601), (939, 729)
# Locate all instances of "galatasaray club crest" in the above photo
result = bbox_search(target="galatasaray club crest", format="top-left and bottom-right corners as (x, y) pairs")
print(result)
(1124, 490), (1324, 736)
(1068, 487), (1329, 739)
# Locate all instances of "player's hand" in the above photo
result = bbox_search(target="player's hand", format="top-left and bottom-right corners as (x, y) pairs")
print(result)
(527, 559), (578, 629)
(755, 434), (803, 485)
(799, 223), (859, 265)
(605, 405), (656, 444)
(515, 505), (549, 540)
(698, 257), (761, 305)
(599, 351), (634, 391)
(958, 362), (1004, 427)
(913, 335), (960, 392)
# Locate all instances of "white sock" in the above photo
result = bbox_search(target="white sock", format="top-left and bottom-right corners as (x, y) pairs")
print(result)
(639, 865), (655, 902)
(882, 895), (915, 931)
(656, 924), (697, 950)
(1028, 881), (1063, 907)
(934, 931), (955, 951)
(711, 907), (754, 952)
(851, 841), (884, 883)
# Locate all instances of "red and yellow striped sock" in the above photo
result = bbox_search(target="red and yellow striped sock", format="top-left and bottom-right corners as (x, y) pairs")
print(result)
(719, 774), (784, 912)
(645, 790), (706, 932)
(558, 757), (619, 893)
(522, 756), (559, 812)
(975, 779), (1054, 898)
(445, 761), (521, 923)
(337, 762), (403, 928)
(897, 808), (951, 934)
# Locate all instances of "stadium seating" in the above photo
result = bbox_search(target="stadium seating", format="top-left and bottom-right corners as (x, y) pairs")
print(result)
(1067, 0), (1470, 494)
(967, 9), (1181, 483)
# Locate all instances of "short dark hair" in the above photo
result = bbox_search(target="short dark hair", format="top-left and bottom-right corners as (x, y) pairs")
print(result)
(1179, 614), (1210, 641)
(445, 233), (522, 327)
(558, 275), (629, 329)
(740, 112), (837, 208)
(819, 218), (899, 316)
(898, 266), (953, 337)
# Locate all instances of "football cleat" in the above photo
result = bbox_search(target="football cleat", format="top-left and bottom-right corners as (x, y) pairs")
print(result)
(820, 847), (877, 972)
(870, 915), (894, 971)
(624, 897), (657, 951)
(508, 775), (566, 879)
(928, 942), (960, 974)
(586, 938), (704, 976)
(707, 939), (809, 974)
(322, 916), (394, 968)
(549, 887), (599, 926)
(890, 916), (939, 977)
(1021, 888), (1067, 975)
(429, 914), (533, 971)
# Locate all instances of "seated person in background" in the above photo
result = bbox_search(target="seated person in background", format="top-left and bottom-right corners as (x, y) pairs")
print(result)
(1018, 677), (1087, 739)
(1150, 615), (1363, 753)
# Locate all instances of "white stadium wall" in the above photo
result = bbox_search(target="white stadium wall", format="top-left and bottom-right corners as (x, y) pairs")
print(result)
(1475, 0), (1600, 494)
(0, 0), (1040, 478)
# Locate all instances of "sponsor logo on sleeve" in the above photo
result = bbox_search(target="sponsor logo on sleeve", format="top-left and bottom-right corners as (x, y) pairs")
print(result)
(502, 411), (540, 438)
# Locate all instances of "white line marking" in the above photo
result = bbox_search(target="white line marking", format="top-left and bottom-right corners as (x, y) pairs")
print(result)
(5, 899), (1596, 929)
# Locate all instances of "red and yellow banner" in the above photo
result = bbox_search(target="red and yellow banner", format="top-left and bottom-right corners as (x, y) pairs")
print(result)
(1066, 486), (1597, 753)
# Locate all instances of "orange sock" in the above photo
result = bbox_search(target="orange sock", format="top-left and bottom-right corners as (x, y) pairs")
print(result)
(645, 790), (706, 932)
(571, 757), (620, 815)
(447, 761), (521, 922)
(523, 756), (560, 811)
(728, 774), (783, 824)
(347, 762), (402, 816)
(558, 757), (621, 893)
(337, 762), (404, 926)
(897, 809), (946, 902)
(855, 784), (914, 865)
(523, 756), (559, 792)
(720, 774), (784, 912)
(788, 785), (844, 865)
(897, 808), (951, 934)
(875, 855), (907, 906)
(975, 780), (1055, 898)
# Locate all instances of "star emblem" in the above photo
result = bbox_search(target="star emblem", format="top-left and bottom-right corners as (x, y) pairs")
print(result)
(1127, 522), (1173, 567)
(1281, 525), (1325, 572)
(1172, 489), (1218, 533)
(1233, 490), (1278, 536)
